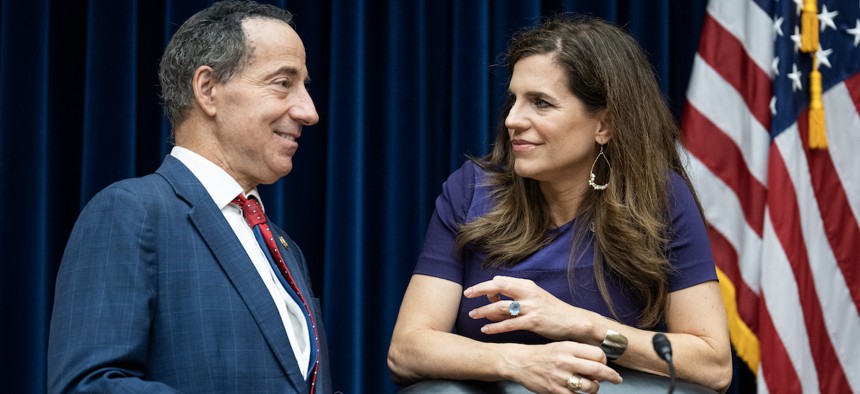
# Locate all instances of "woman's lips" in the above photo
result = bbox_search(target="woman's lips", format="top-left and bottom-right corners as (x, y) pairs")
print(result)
(511, 139), (538, 152)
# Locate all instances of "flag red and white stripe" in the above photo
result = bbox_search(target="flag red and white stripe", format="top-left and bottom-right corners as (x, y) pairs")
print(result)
(680, 0), (860, 392)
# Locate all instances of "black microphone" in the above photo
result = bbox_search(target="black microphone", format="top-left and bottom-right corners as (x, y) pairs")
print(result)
(653, 333), (676, 394)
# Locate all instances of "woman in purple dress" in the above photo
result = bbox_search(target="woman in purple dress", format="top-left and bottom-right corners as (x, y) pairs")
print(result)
(388, 16), (732, 394)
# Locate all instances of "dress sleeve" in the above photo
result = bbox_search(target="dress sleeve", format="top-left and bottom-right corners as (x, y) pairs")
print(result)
(666, 172), (719, 292)
(412, 161), (479, 285)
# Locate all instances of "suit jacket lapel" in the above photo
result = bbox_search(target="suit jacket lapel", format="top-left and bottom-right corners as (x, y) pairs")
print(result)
(271, 226), (314, 300)
(156, 156), (307, 392)
(270, 224), (330, 392)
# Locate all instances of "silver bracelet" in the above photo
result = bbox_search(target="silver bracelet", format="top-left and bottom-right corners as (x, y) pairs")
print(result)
(600, 329), (628, 361)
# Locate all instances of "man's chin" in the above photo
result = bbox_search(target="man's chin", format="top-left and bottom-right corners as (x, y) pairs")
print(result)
(254, 168), (292, 186)
(275, 165), (294, 181)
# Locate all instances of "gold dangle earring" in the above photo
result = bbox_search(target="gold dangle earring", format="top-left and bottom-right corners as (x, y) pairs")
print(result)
(588, 145), (610, 190)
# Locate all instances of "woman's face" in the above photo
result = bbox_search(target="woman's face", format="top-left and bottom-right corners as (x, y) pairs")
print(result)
(505, 54), (607, 188)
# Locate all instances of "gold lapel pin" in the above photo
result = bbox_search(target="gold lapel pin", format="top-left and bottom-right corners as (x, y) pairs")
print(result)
(279, 235), (289, 250)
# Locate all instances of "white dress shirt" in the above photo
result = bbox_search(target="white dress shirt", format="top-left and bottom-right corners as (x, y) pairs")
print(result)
(171, 146), (311, 377)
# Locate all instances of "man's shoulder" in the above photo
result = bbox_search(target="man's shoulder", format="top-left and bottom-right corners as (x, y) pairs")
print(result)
(101, 171), (173, 196)
(82, 171), (181, 214)
(90, 156), (196, 202)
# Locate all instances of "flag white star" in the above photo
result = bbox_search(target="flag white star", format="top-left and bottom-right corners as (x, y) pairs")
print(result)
(794, 0), (803, 16)
(773, 16), (784, 37)
(772, 57), (780, 76)
(816, 45), (833, 68)
(818, 5), (839, 32)
(770, 96), (777, 116)
(788, 63), (803, 92)
(848, 19), (860, 47)
(791, 25), (802, 53)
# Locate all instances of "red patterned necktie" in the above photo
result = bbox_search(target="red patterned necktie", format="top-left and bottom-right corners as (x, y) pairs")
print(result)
(233, 194), (320, 392)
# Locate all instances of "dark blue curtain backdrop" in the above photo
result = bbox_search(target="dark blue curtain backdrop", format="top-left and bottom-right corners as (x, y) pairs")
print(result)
(0, 1), (741, 393)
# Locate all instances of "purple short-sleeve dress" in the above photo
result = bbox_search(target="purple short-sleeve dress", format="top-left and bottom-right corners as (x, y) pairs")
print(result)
(413, 161), (717, 344)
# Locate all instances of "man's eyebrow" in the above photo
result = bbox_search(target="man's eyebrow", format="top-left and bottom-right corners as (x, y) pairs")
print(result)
(266, 66), (310, 83)
(265, 66), (310, 84)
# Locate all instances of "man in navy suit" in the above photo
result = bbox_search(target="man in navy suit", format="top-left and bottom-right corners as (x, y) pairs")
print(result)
(47, 1), (330, 392)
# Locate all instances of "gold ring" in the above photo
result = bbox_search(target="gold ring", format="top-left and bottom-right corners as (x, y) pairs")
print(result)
(566, 375), (582, 391)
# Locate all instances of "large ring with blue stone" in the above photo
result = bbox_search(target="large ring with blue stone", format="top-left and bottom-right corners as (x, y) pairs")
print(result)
(508, 300), (521, 317)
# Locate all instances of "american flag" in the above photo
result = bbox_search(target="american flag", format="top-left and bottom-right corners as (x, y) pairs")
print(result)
(680, 0), (860, 392)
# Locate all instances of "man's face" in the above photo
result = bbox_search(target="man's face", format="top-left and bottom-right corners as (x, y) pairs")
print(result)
(212, 17), (318, 190)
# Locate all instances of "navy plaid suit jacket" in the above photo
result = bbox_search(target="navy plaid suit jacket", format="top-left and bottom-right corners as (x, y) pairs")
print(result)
(48, 155), (330, 393)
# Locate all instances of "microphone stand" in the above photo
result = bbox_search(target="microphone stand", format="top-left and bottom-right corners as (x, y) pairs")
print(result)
(652, 333), (676, 394)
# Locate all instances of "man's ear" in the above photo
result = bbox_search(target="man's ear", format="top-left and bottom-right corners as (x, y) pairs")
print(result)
(192, 65), (218, 117)
(595, 110), (613, 145)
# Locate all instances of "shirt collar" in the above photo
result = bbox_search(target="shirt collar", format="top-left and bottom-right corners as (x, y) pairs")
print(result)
(170, 146), (264, 211)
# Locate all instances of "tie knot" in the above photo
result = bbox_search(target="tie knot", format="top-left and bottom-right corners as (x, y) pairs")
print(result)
(233, 194), (266, 228)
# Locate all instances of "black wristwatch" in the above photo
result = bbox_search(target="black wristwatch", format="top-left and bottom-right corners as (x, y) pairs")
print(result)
(600, 329), (628, 361)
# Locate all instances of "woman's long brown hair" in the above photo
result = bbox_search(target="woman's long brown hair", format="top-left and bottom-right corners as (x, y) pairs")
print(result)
(457, 16), (703, 328)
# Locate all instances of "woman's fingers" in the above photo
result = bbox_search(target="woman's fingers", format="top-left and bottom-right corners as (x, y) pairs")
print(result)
(565, 374), (601, 394)
(465, 276), (591, 341)
(561, 343), (622, 384)
(468, 299), (516, 323)
(509, 342), (622, 394)
(463, 275), (534, 299)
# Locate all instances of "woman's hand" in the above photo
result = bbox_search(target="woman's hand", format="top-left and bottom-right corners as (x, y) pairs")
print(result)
(390, 275), (623, 392)
(504, 341), (622, 394)
(464, 275), (600, 343)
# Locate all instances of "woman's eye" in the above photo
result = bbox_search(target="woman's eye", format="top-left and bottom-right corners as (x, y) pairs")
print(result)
(534, 99), (550, 108)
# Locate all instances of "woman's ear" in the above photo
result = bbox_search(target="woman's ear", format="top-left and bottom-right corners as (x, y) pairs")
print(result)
(595, 110), (613, 145)
(192, 65), (218, 117)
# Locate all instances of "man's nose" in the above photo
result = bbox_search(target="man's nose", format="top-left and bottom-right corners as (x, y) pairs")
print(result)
(291, 87), (319, 126)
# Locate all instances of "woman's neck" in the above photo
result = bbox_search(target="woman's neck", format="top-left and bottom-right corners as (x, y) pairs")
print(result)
(539, 179), (590, 227)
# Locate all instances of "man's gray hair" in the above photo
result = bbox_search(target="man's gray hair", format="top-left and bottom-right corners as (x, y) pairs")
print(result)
(158, 0), (293, 129)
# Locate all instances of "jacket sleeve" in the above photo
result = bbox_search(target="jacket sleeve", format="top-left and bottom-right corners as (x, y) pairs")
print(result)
(47, 183), (180, 394)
